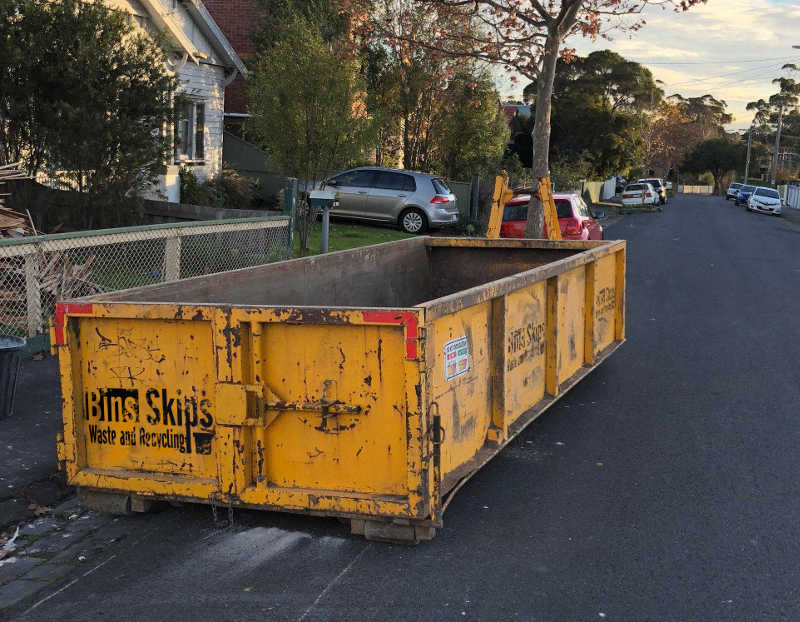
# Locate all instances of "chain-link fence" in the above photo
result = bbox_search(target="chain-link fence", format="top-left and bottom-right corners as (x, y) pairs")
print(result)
(0, 215), (292, 337)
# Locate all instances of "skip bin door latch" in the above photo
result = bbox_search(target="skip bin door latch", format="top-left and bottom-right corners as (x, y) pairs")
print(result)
(217, 381), (362, 429)
(262, 380), (363, 431)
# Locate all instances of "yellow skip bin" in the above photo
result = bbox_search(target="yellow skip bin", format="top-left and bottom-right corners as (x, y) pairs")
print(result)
(53, 237), (626, 543)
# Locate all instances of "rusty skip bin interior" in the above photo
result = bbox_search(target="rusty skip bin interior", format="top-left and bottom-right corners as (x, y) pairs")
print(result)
(53, 237), (626, 544)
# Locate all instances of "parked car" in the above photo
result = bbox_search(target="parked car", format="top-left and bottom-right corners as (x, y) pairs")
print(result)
(320, 167), (459, 233)
(747, 186), (782, 215)
(500, 192), (603, 240)
(637, 178), (667, 204)
(621, 182), (658, 206)
(734, 184), (756, 206)
(726, 182), (743, 200)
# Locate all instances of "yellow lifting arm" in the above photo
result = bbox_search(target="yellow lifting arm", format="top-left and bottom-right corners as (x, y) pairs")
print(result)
(538, 176), (562, 240)
(486, 173), (513, 239)
(486, 174), (562, 240)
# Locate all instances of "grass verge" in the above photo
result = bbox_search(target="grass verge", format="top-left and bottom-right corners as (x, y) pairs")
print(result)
(294, 221), (415, 256)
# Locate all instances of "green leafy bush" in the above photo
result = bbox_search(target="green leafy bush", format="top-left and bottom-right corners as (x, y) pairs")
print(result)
(179, 167), (256, 209)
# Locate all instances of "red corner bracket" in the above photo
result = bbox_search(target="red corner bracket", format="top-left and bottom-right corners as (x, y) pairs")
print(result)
(362, 311), (419, 360)
(53, 303), (94, 346)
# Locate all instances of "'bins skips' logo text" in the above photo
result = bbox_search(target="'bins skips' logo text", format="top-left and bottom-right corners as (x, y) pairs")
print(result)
(83, 388), (214, 455)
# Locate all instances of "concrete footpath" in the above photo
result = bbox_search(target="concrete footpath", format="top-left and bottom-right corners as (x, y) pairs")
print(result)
(0, 357), (65, 522)
(0, 356), (117, 618)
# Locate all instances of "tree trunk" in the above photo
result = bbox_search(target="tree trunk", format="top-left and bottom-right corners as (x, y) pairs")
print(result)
(402, 115), (411, 170)
(525, 30), (560, 238)
(712, 172), (722, 196)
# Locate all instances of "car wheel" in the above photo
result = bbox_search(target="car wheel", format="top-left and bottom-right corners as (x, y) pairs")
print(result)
(399, 208), (428, 234)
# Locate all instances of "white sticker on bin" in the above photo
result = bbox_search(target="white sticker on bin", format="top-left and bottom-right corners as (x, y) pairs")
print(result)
(444, 336), (470, 381)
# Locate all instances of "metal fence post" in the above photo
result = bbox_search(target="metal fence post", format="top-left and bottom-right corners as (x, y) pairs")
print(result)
(24, 252), (42, 337)
(321, 205), (330, 253)
(470, 174), (480, 223)
(164, 234), (181, 281)
(284, 178), (298, 258)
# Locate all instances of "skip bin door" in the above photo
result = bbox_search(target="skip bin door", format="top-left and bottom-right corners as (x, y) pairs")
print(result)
(61, 307), (221, 502)
(213, 308), (431, 519)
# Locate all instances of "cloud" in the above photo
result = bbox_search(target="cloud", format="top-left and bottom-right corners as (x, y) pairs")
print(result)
(500, 0), (800, 129)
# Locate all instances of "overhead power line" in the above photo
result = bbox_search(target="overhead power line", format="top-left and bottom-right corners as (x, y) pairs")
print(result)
(661, 60), (791, 89)
(639, 56), (798, 66)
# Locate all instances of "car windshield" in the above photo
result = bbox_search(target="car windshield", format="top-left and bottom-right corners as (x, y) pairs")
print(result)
(729, 183), (742, 190)
(740, 185), (755, 193)
(624, 185), (643, 192)
(754, 188), (780, 199)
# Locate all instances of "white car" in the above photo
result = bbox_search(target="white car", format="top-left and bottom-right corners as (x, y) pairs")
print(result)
(726, 182), (743, 200)
(621, 182), (658, 206)
(747, 187), (782, 216)
(637, 178), (667, 204)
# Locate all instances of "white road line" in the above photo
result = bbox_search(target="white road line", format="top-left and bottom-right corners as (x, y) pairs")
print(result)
(297, 544), (371, 622)
(20, 555), (117, 617)
(21, 579), (78, 617)
(82, 554), (117, 577)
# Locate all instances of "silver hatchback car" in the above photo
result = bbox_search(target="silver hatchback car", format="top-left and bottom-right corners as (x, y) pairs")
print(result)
(320, 167), (459, 233)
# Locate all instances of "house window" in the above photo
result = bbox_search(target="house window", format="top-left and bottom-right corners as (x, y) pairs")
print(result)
(174, 101), (205, 163)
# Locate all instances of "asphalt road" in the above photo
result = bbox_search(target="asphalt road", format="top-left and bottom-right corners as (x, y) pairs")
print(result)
(14, 194), (800, 621)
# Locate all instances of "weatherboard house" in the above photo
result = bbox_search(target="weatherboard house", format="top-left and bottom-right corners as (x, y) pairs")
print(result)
(105, 0), (247, 202)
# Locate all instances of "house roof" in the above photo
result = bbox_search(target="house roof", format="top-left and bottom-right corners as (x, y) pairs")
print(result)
(135, 0), (247, 76)
(501, 104), (532, 120)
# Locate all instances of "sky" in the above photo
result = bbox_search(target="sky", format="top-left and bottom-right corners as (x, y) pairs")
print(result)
(499, 0), (800, 131)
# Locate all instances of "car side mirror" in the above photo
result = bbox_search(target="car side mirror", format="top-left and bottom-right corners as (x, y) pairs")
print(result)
(326, 180), (338, 187)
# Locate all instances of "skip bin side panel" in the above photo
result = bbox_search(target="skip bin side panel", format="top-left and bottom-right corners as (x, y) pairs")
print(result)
(557, 267), (586, 384)
(593, 254), (618, 354)
(428, 301), (492, 478)
(504, 281), (548, 426)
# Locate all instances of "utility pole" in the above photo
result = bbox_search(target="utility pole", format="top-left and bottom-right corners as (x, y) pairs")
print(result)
(744, 127), (752, 185)
(771, 101), (784, 186)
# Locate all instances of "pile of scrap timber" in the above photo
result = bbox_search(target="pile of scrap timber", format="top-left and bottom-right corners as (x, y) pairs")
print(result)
(0, 206), (34, 238)
(0, 163), (33, 237)
(0, 240), (106, 332)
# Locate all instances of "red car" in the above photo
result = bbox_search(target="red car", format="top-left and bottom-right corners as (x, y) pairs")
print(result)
(500, 192), (604, 240)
